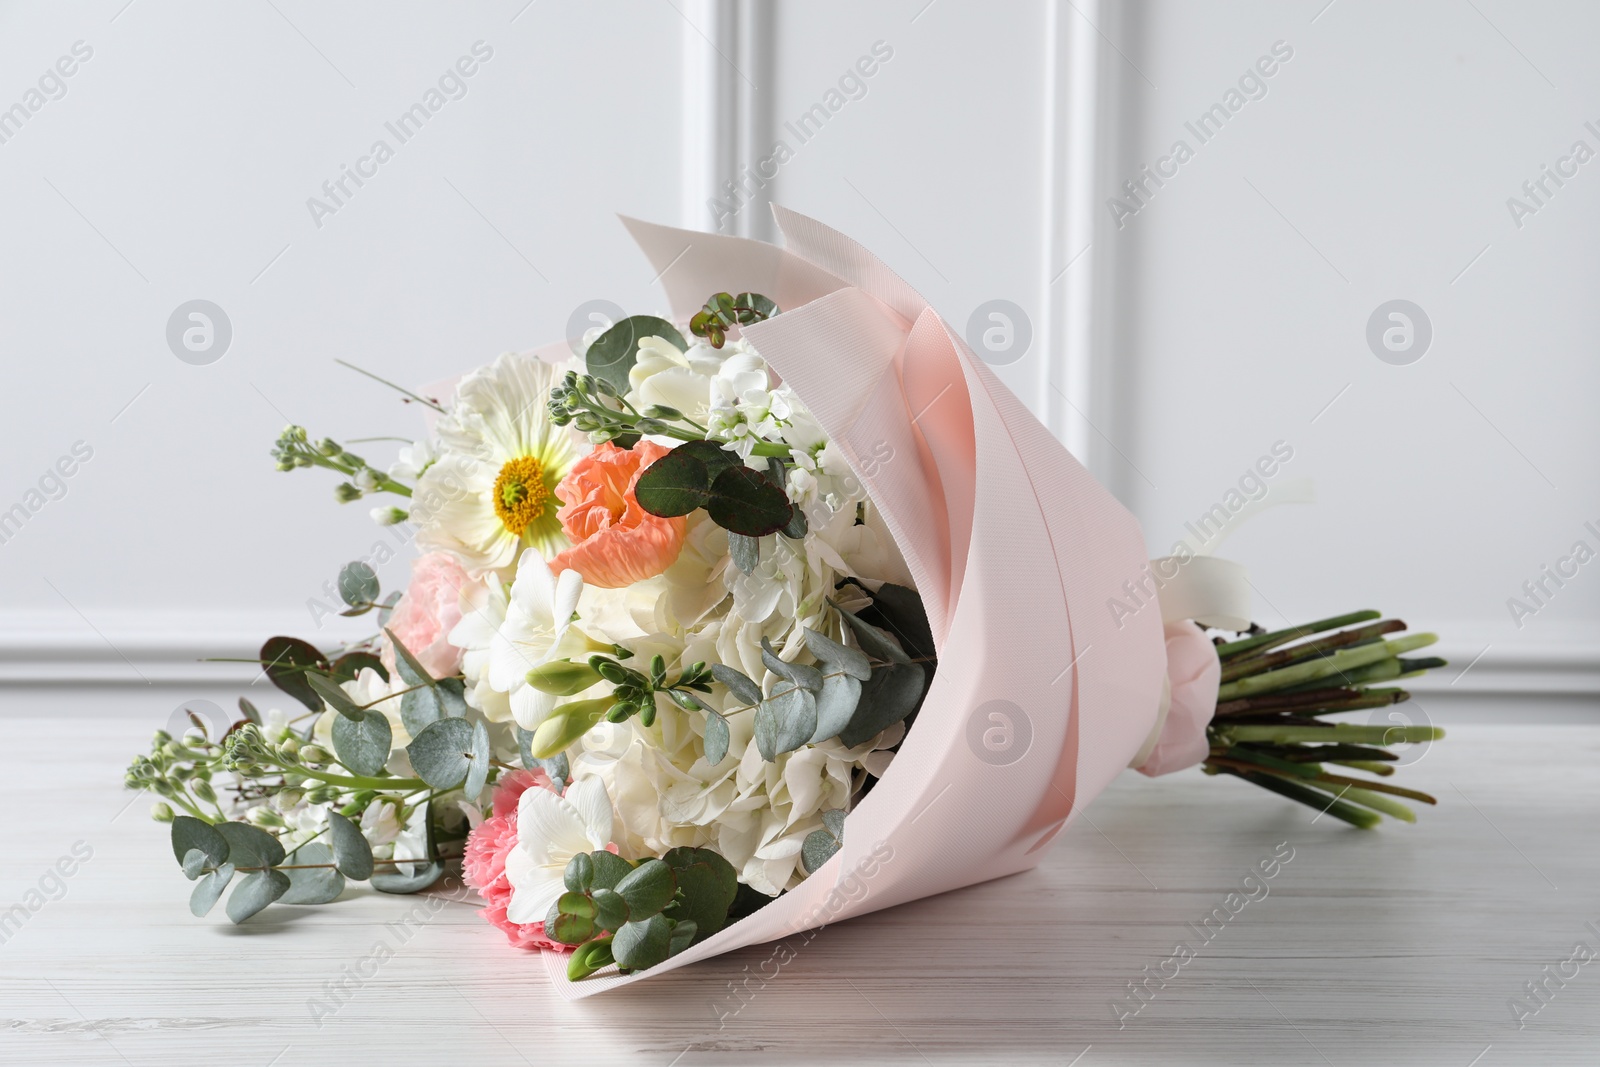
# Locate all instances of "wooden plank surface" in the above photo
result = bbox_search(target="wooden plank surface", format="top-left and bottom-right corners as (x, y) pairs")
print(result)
(2, 696), (1597, 1065)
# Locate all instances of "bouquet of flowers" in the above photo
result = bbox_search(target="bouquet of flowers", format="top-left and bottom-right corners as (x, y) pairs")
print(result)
(129, 208), (1446, 994)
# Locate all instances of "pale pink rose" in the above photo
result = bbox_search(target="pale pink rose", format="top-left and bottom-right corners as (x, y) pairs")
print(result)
(464, 770), (567, 952)
(549, 441), (687, 588)
(383, 552), (469, 678)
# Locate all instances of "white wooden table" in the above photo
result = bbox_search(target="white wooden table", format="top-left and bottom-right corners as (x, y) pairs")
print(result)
(3, 696), (1597, 1065)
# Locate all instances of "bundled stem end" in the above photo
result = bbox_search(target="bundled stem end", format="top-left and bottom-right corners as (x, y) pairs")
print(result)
(1204, 609), (1445, 828)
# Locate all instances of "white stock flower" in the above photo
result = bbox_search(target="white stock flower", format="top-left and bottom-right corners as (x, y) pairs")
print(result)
(410, 353), (583, 575)
(504, 776), (615, 923)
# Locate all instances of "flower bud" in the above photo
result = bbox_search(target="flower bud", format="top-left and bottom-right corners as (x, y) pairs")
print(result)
(525, 660), (604, 696)
(299, 744), (331, 766)
(335, 482), (363, 503)
(528, 698), (611, 760)
(192, 779), (218, 804)
(317, 437), (341, 457)
(354, 467), (379, 491)
(371, 506), (409, 526)
(151, 802), (175, 823)
(643, 405), (683, 420)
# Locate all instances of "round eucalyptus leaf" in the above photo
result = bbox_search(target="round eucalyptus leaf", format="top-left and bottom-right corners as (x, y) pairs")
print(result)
(170, 815), (229, 868)
(279, 842), (346, 905)
(407, 717), (476, 789)
(332, 709), (393, 777)
(633, 450), (711, 518)
(259, 635), (328, 711)
(709, 664), (763, 707)
(591, 887), (629, 932)
(327, 811), (373, 880)
(612, 913), (674, 971)
(337, 561), (380, 608)
(801, 827), (841, 875)
(704, 465), (793, 537)
(589, 850), (635, 891)
(545, 908), (597, 945)
(225, 868), (291, 923)
(462, 719), (492, 802)
(703, 712), (730, 766)
(613, 859), (676, 918)
(667, 918), (698, 958)
(371, 860), (444, 895)
(754, 685), (816, 761)
(565, 852), (595, 893)
(215, 822), (286, 869)
(181, 848), (208, 880)
(586, 315), (686, 394)
(385, 626), (437, 688)
(401, 684), (443, 737)
(190, 862), (235, 917)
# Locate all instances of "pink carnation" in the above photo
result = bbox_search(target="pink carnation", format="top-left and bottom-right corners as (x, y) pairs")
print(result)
(382, 552), (468, 678)
(463, 769), (568, 952)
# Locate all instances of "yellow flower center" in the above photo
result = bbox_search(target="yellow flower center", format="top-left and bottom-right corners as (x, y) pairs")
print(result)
(493, 455), (550, 536)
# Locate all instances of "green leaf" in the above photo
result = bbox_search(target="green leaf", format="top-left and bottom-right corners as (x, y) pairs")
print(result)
(761, 637), (823, 691)
(810, 671), (862, 745)
(565, 852), (595, 893)
(662, 847), (738, 944)
(407, 717), (476, 789)
(337, 561), (380, 608)
(667, 919), (698, 957)
(189, 862), (235, 917)
(181, 848), (208, 880)
(614, 859), (676, 919)
(279, 842), (346, 905)
(436, 677), (470, 717)
(260, 636), (328, 712)
(307, 672), (364, 720)
(755, 685), (817, 760)
(735, 292), (779, 321)
(703, 712), (730, 766)
(838, 660), (927, 748)
(781, 504), (808, 540)
(634, 449), (711, 518)
(371, 860), (444, 894)
(822, 808), (846, 837)
(803, 627), (873, 681)
(710, 664), (762, 706)
(704, 465), (792, 537)
(841, 580), (937, 662)
(332, 710), (393, 777)
(835, 604), (911, 664)
(557, 890), (598, 920)
(612, 914), (674, 971)
(672, 439), (742, 480)
(237, 697), (262, 724)
(225, 869), (290, 923)
(385, 626), (436, 688)
(589, 850), (635, 891)
(728, 531), (760, 575)
(327, 811), (373, 880)
(171, 815), (229, 868)
(215, 822), (286, 869)
(591, 887), (629, 931)
(586, 315), (687, 394)
(545, 908), (597, 945)
(462, 719), (492, 802)
(329, 651), (387, 684)
(801, 827), (841, 874)
(400, 684), (442, 737)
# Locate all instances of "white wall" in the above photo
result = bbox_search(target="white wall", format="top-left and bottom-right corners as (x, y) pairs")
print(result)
(0, 1), (1593, 717)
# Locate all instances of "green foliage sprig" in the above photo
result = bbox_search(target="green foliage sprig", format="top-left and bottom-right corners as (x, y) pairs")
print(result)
(271, 425), (413, 503)
(550, 846), (740, 979)
(689, 292), (779, 349)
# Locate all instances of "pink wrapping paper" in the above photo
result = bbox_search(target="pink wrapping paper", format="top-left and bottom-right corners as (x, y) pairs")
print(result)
(539, 208), (1210, 997)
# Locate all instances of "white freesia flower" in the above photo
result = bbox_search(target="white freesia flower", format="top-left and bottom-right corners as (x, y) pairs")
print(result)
(484, 548), (591, 730)
(360, 797), (401, 847)
(411, 352), (583, 575)
(504, 776), (615, 923)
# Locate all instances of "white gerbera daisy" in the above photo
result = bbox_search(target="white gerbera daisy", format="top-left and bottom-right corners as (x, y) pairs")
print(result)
(411, 353), (582, 575)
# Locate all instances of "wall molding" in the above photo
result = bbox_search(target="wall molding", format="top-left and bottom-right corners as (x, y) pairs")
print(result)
(0, 609), (1592, 699)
